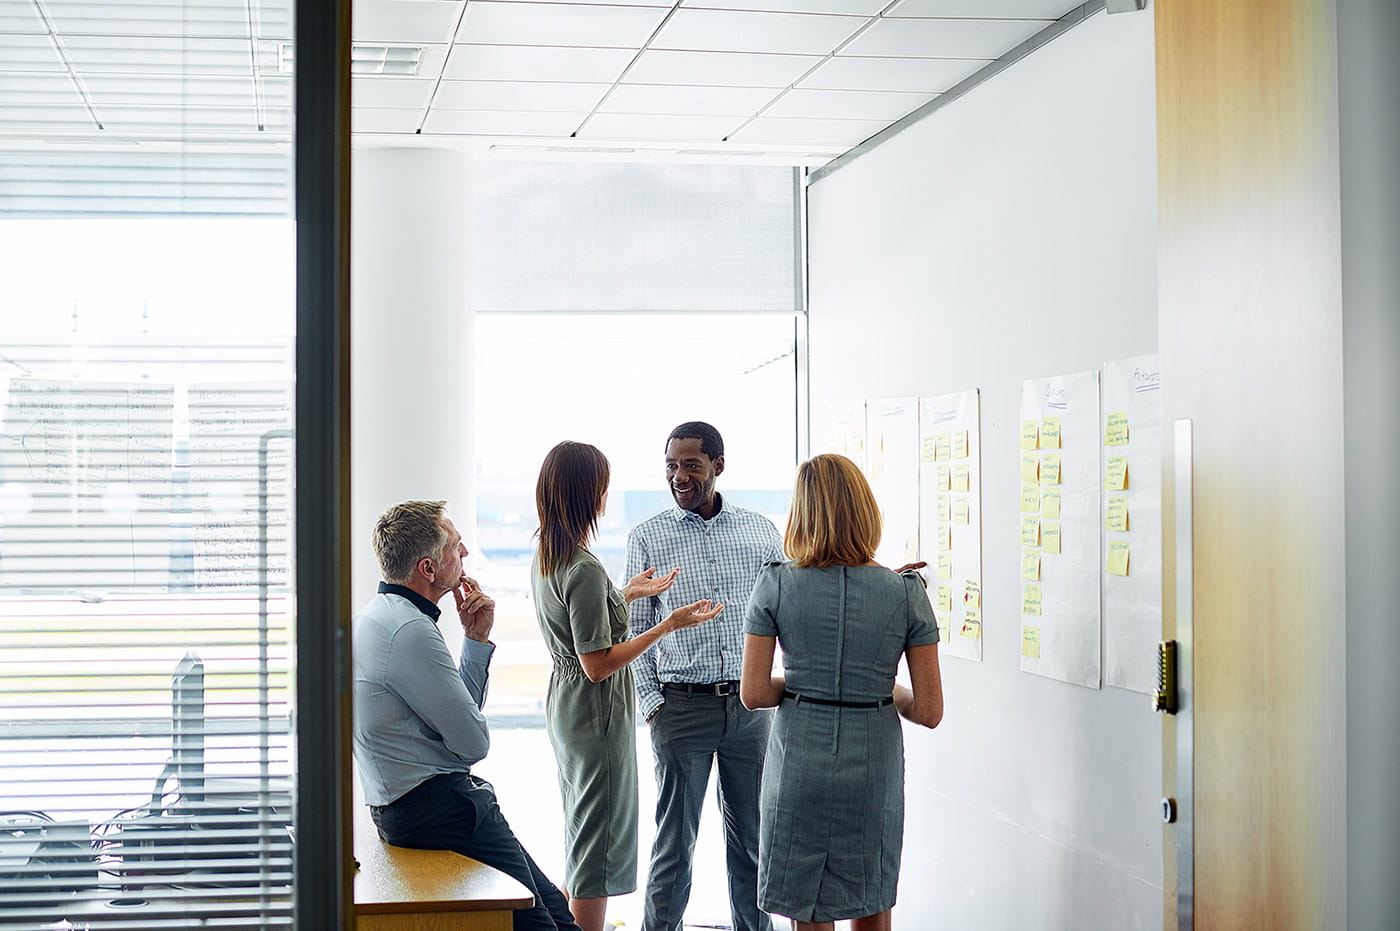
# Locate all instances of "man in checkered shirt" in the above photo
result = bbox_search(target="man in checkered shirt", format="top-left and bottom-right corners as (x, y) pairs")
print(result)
(626, 421), (784, 931)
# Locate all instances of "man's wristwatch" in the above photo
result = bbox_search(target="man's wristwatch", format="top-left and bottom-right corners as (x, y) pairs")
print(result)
(645, 706), (662, 725)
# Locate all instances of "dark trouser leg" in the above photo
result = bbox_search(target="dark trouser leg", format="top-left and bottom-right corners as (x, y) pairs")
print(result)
(371, 773), (580, 931)
(643, 694), (719, 931)
(715, 697), (773, 931)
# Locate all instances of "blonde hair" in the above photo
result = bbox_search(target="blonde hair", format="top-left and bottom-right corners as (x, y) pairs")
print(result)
(373, 500), (449, 583)
(784, 454), (882, 568)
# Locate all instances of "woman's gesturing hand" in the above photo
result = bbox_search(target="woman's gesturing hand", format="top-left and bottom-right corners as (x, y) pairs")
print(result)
(663, 598), (724, 632)
(623, 566), (681, 604)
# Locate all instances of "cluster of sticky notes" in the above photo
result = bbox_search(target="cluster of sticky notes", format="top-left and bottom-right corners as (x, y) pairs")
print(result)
(1103, 411), (1132, 576)
(923, 429), (972, 463)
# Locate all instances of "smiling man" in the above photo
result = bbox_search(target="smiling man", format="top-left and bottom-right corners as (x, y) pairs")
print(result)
(625, 422), (784, 931)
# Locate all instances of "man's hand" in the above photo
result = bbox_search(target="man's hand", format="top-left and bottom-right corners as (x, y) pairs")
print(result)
(623, 566), (680, 604)
(452, 576), (495, 643)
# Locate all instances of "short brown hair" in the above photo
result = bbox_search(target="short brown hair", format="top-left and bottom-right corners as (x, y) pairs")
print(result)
(373, 500), (449, 583)
(784, 454), (882, 568)
(535, 442), (610, 576)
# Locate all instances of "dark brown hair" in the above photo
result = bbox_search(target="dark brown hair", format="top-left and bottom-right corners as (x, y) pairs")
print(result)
(535, 441), (610, 576)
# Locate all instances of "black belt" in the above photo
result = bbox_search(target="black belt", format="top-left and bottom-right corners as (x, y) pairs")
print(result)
(783, 689), (892, 709)
(663, 680), (739, 696)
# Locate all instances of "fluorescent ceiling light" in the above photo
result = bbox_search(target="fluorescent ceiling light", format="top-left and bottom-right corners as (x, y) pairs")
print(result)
(277, 42), (425, 76)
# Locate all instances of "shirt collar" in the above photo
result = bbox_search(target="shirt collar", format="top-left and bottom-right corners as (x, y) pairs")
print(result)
(378, 581), (441, 621)
(672, 491), (728, 523)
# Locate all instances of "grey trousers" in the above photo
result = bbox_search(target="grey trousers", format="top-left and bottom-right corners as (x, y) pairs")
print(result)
(643, 688), (773, 931)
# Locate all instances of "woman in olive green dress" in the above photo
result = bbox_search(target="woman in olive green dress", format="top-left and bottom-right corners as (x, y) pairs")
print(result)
(530, 441), (722, 931)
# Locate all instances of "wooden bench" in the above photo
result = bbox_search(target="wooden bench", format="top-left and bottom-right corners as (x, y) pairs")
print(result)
(354, 802), (535, 930)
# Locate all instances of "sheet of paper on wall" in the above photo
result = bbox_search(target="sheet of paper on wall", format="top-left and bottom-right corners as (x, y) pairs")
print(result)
(866, 397), (919, 571)
(918, 389), (982, 663)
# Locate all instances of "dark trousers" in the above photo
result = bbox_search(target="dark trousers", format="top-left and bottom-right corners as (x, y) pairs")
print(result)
(370, 772), (581, 931)
(643, 690), (773, 931)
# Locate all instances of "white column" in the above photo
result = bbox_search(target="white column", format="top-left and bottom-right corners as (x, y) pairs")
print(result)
(350, 145), (476, 599)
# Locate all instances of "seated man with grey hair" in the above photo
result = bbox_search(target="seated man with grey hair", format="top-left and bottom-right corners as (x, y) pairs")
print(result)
(353, 499), (580, 931)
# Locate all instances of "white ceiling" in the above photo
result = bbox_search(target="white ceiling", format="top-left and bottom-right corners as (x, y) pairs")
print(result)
(0, 0), (1084, 165)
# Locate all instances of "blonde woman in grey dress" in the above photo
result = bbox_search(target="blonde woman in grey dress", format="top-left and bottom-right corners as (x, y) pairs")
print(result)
(741, 453), (944, 931)
(530, 441), (723, 931)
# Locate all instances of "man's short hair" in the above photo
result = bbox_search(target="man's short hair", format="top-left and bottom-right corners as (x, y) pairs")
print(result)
(667, 421), (724, 460)
(373, 500), (449, 583)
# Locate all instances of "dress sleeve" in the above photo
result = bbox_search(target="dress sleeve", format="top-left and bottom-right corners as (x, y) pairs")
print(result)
(563, 557), (617, 655)
(743, 564), (782, 637)
(902, 570), (941, 646)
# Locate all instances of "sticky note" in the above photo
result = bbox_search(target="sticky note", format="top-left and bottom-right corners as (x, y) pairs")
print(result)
(1021, 516), (1040, 547)
(920, 435), (937, 463)
(1020, 483), (1040, 513)
(952, 464), (970, 492)
(1106, 497), (1129, 532)
(904, 535), (919, 562)
(937, 523), (952, 552)
(953, 430), (969, 459)
(1105, 457), (1129, 490)
(1105, 411), (1129, 446)
(1040, 417), (1061, 449)
(1108, 540), (1131, 576)
(961, 609), (982, 639)
(935, 434), (951, 462)
(936, 495), (951, 522)
(1040, 453), (1061, 486)
(936, 464), (951, 492)
(936, 584), (953, 613)
(963, 579), (981, 611)
(1042, 521), (1062, 555)
(1023, 584), (1042, 616)
(1021, 626), (1041, 658)
(1041, 489), (1062, 519)
(953, 498), (970, 525)
(1021, 550), (1041, 581)
(1020, 451), (1040, 483)
(936, 553), (952, 580)
(1021, 420), (1039, 450)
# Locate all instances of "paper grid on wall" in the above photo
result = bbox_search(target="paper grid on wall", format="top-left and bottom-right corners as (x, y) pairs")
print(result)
(1100, 354), (1162, 694)
(917, 389), (983, 661)
(866, 397), (921, 570)
(821, 399), (867, 471)
(1019, 370), (1101, 688)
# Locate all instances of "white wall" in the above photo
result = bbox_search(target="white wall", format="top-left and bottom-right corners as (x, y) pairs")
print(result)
(806, 10), (1160, 929)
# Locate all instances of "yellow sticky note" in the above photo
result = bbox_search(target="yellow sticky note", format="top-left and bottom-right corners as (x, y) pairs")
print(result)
(961, 608), (982, 639)
(1023, 583), (1042, 616)
(952, 464), (970, 493)
(1021, 516), (1040, 547)
(963, 579), (981, 611)
(936, 495), (951, 523)
(1106, 457), (1129, 490)
(936, 553), (952, 580)
(1020, 420), (1039, 450)
(1042, 521), (1062, 555)
(1105, 411), (1129, 446)
(1021, 626), (1041, 658)
(1021, 550), (1041, 581)
(1108, 540), (1131, 576)
(934, 434), (951, 461)
(953, 498), (970, 525)
(1020, 483), (1040, 513)
(936, 584), (953, 613)
(936, 464), (951, 492)
(1020, 451), (1040, 483)
(920, 434), (937, 463)
(1041, 489), (1062, 519)
(1040, 453), (1061, 486)
(1040, 417), (1062, 449)
(904, 534), (919, 563)
(1106, 497), (1129, 532)
(937, 523), (952, 552)
(953, 430), (969, 459)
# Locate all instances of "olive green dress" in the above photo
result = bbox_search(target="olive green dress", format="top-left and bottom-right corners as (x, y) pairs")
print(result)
(530, 547), (638, 898)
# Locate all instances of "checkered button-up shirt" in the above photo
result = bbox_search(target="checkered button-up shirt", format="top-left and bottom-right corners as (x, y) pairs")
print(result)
(626, 494), (784, 718)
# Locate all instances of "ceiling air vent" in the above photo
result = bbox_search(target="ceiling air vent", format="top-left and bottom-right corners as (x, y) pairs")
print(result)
(276, 42), (425, 76)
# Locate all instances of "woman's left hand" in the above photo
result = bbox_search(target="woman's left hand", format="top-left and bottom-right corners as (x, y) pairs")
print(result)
(623, 566), (680, 604)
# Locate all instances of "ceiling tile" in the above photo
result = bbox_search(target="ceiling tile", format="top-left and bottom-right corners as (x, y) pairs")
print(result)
(602, 83), (780, 116)
(799, 54), (986, 91)
(352, 106), (425, 133)
(444, 44), (634, 82)
(0, 35), (67, 73)
(576, 111), (745, 142)
(887, 0), (1075, 18)
(840, 17), (1049, 58)
(728, 115), (887, 146)
(352, 76), (438, 109)
(680, 0), (887, 13)
(456, 2), (669, 49)
(423, 108), (588, 135)
(59, 36), (254, 76)
(0, 73), (85, 106)
(625, 49), (821, 87)
(762, 87), (932, 121)
(434, 79), (609, 111)
(354, 0), (463, 44)
(651, 9), (864, 55)
(80, 73), (259, 108)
